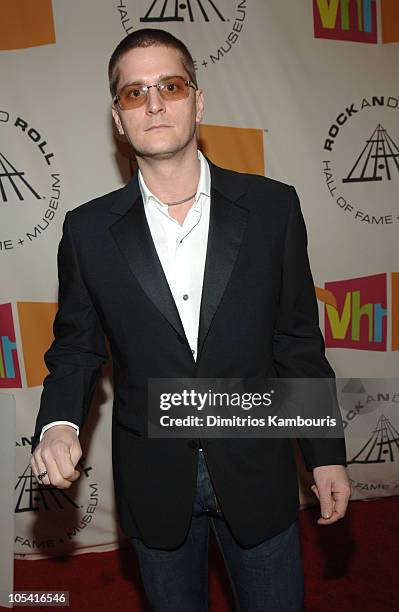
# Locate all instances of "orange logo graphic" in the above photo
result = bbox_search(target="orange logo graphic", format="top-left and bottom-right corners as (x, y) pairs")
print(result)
(0, 0), (56, 51)
(198, 125), (265, 175)
(381, 0), (399, 43)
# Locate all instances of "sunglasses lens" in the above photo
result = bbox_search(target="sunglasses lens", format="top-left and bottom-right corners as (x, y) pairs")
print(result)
(159, 76), (189, 100)
(118, 84), (146, 110)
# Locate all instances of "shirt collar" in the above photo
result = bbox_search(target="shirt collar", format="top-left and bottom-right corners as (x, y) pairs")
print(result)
(138, 150), (211, 212)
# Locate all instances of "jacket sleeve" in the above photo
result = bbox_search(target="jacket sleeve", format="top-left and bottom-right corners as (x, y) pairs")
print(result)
(31, 211), (108, 453)
(272, 186), (347, 471)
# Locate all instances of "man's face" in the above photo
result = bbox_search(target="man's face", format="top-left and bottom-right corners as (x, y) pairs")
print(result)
(111, 45), (204, 160)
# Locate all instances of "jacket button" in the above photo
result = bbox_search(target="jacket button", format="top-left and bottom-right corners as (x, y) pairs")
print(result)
(187, 439), (199, 449)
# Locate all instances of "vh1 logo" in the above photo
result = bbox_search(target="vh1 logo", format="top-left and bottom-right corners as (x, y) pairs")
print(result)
(316, 273), (399, 351)
(0, 301), (57, 388)
(313, 0), (399, 44)
(0, 303), (21, 388)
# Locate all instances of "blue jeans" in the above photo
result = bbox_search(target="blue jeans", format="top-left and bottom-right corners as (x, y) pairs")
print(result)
(132, 450), (304, 611)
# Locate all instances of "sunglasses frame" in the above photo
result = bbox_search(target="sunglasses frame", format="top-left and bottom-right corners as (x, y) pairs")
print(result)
(113, 75), (197, 111)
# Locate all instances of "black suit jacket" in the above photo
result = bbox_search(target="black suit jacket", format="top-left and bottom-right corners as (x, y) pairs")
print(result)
(32, 159), (346, 549)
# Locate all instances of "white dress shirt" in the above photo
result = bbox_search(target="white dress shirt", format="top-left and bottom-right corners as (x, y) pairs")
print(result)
(40, 151), (211, 442)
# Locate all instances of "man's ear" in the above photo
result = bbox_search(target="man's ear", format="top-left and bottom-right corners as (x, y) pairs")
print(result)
(112, 105), (124, 135)
(195, 89), (204, 125)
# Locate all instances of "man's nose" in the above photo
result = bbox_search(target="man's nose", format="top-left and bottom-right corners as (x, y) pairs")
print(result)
(145, 86), (166, 114)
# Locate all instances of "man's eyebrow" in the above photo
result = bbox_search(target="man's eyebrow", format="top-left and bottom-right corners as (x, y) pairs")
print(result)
(119, 74), (180, 89)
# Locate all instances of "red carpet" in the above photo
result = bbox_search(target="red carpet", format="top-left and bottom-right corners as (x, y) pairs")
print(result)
(9, 496), (399, 611)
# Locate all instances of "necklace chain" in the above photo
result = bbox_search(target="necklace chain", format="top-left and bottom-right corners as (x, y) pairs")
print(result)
(164, 191), (197, 206)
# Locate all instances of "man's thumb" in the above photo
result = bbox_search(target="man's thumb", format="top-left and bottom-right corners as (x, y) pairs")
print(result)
(318, 486), (333, 519)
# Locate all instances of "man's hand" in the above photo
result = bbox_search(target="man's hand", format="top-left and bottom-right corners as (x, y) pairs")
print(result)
(31, 425), (82, 489)
(311, 464), (351, 525)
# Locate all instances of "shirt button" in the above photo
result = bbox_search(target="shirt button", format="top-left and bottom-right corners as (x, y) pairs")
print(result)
(183, 294), (189, 301)
(191, 349), (195, 355)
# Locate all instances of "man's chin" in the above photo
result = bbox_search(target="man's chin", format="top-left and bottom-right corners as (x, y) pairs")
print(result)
(141, 150), (178, 160)
(134, 144), (189, 161)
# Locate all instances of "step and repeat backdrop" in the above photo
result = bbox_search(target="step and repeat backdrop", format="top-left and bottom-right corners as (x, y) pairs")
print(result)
(1, 1), (398, 558)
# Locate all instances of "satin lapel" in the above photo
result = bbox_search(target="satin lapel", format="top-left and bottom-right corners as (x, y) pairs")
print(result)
(197, 186), (249, 360)
(108, 178), (187, 341)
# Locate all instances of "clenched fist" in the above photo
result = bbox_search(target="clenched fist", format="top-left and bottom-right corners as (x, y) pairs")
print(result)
(31, 425), (82, 489)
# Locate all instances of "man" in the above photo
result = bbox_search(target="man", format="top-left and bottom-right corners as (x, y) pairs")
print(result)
(31, 28), (350, 611)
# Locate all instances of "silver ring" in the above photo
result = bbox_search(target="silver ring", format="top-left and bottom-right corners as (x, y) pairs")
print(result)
(37, 470), (48, 481)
